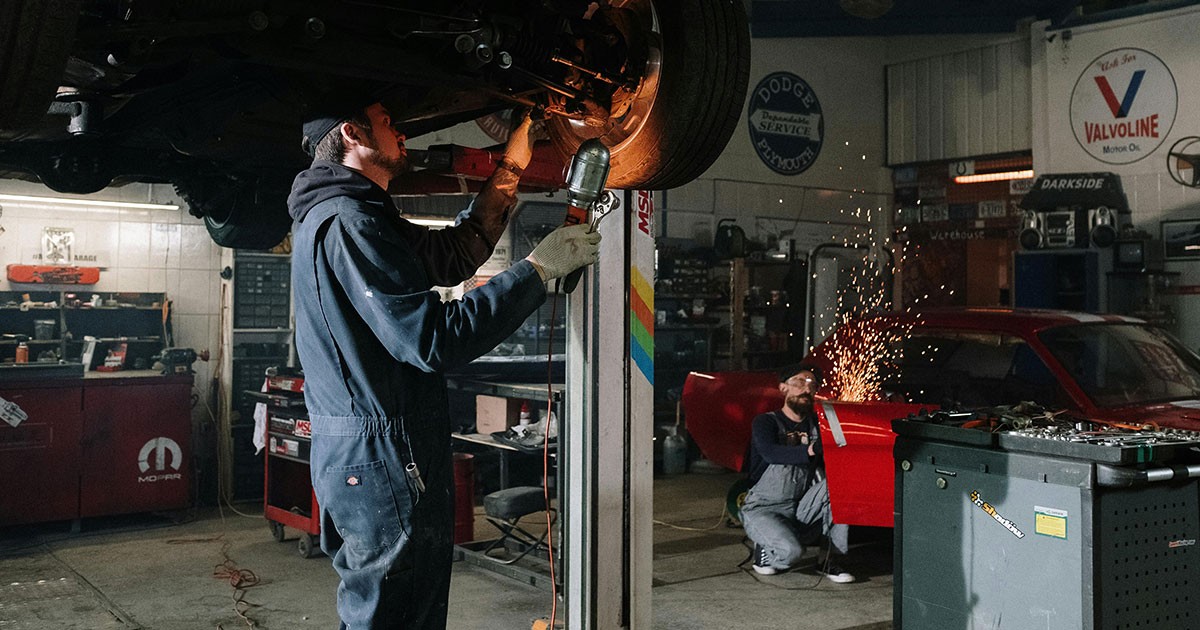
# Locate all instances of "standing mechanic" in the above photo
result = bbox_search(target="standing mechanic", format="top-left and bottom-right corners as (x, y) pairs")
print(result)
(288, 99), (601, 629)
(741, 363), (855, 582)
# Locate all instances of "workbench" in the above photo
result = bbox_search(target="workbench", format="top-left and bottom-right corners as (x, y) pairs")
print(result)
(0, 368), (194, 527)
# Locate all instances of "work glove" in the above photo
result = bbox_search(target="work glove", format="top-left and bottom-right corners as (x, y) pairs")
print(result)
(526, 224), (602, 281)
(502, 111), (534, 171)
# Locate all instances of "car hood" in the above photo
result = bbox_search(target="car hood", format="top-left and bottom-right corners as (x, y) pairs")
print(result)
(1093, 399), (1200, 432)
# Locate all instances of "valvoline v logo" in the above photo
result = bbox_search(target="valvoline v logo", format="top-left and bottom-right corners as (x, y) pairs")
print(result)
(1094, 71), (1144, 119)
(1070, 48), (1176, 165)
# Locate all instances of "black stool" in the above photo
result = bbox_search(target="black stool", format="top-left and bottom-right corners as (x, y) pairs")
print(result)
(481, 486), (554, 564)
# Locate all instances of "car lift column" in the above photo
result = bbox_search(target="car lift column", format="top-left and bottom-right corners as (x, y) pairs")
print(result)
(562, 190), (655, 629)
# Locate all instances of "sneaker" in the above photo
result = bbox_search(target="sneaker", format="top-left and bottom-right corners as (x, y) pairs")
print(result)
(819, 561), (855, 584)
(752, 544), (777, 575)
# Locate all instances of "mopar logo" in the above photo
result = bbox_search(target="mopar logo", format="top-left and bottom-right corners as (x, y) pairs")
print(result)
(748, 72), (823, 176)
(138, 437), (182, 483)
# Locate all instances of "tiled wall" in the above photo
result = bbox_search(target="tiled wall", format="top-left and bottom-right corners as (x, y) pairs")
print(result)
(0, 178), (226, 416)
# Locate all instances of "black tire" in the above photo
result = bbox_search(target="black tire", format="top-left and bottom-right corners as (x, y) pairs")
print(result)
(545, 0), (750, 190)
(0, 0), (81, 129)
(269, 520), (286, 542)
(174, 175), (292, 250)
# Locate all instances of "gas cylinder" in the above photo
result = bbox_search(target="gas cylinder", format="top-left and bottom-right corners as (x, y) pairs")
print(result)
(662, 426), (687, 475)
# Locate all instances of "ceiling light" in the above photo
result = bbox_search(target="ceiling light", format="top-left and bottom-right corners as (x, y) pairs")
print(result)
(838, 0), (894, 19)
(0, 193), (180, 210)
(953, 169), (1035, 184)
(404, 216), (455, 228)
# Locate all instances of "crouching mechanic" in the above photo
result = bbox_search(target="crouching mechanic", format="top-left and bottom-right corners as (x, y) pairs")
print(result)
(741, 363), (854, 583)
(288, 100), (601, 629)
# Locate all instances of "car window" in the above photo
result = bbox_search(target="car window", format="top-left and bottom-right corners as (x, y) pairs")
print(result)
(879, 330), (1064, 409)
(1039, 324), (1200, 407)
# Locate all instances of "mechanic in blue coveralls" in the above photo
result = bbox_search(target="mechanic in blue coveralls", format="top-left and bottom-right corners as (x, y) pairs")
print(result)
(288, 100), (600, 629)
(742, 363), (855, 583)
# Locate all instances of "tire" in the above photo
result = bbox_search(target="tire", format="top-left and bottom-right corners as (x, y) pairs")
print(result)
(0, 0), (81, 129)
(269, 520), (286, 542)
(174, 175), (293, 250)
(545, 0), (750, 190)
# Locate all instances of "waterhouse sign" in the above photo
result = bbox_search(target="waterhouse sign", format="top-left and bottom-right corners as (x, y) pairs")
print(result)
(747, 72), (823, 175)
(1070, 48), (1177, 165)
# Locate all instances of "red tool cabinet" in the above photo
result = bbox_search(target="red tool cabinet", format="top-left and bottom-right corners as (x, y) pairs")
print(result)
(247, 371), (322, 558)
(0, 371), (192, 527)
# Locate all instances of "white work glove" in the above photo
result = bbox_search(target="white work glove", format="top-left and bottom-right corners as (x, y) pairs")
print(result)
(525, 224), (602, 281)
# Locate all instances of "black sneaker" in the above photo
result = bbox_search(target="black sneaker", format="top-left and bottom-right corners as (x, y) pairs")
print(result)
(819, 560), (855, 584)
(752, 544), (777, 575)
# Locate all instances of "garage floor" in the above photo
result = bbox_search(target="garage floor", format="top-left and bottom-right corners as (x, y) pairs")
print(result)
(0, 471), (893, 630)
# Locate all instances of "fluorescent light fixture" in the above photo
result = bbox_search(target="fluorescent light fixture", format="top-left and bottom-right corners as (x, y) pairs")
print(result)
(405, 216), (455, 228)
(953, 169), (1034, 184)
(0, 193), (179, 210)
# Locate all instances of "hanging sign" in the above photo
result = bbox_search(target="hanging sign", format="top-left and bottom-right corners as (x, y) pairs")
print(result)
(747, 72), (824, 175)
(6, 264), (100, 284)
(1070, 48), (1177, 164)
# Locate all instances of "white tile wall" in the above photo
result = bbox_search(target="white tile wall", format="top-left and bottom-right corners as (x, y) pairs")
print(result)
(0, 179), (227, 411)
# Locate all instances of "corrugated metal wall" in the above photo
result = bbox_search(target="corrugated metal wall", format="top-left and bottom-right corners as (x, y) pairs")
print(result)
(887, 38), (1032, 165)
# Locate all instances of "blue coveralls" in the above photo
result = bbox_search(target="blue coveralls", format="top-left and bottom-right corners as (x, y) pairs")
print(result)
(288, 161), (547, 629)
(741, 410), (848, 572)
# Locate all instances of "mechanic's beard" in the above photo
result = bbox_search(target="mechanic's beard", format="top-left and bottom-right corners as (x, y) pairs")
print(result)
(362, 135), (410, 178)
(367, 149), (409, 178)
(785, 394), (814, 416)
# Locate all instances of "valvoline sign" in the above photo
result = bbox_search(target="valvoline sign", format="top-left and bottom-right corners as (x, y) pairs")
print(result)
(1069, 48), (1177, 165)
(748, 72), (823, 175)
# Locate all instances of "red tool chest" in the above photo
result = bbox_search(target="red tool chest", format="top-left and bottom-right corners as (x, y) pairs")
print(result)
(0, 371), (192, 527)
(0, 380), (84, 526)
(247, 370), (322, 558)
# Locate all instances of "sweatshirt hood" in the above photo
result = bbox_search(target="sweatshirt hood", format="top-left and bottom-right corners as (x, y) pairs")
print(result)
(287, 160), (390, 221)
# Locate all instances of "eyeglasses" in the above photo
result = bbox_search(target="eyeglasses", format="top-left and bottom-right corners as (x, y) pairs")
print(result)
(783, 376), (817, 388)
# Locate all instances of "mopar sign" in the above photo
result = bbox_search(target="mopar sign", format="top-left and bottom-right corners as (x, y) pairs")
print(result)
(1070, 48), (1177, 165)
(748, 72), (823, 175)
(138, 437), (182, 483)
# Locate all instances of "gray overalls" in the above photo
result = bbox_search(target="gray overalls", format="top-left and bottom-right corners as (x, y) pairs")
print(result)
(741, 412), (848, 571)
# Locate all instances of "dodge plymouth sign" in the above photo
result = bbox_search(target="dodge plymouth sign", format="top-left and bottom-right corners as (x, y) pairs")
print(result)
(748, 72), (824, 175)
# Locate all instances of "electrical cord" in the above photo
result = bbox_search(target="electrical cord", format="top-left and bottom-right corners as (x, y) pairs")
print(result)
(168, 535), (263, 628)
(652, 507), (730, 532)
(541, 287), (561, 629)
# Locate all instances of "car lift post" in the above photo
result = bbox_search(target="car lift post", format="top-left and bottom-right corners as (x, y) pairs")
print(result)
(561, 189), (655, 629)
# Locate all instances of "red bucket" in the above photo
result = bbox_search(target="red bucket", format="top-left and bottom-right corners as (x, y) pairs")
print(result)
(452, 453), (475, 544)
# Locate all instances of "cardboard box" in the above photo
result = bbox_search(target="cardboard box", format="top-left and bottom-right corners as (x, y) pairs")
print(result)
(476, 395), (522, 434)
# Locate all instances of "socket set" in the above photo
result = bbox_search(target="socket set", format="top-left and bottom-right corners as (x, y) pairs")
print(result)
(998, 423), (1200, 464)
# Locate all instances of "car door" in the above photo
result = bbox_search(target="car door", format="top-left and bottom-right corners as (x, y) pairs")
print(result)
(816, 400), (927, 527)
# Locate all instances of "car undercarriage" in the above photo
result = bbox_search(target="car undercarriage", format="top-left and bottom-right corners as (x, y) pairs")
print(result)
(0, 0), (750, 248)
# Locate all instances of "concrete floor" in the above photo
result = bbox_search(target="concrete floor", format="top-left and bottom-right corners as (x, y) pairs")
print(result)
(0, 471), (893, 629)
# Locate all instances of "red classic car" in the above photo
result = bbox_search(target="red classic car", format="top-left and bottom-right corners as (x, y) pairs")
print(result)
(683, 307), (1200, 527)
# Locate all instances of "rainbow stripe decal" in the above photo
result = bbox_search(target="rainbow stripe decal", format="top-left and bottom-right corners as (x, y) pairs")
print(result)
(630, 266), (654, 385)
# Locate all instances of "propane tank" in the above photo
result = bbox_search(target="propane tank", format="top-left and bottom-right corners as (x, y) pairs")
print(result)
(662, 426), (687, 475)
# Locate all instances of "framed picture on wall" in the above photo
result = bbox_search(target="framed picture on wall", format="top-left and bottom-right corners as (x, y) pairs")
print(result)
(1161, 219), (1200, 260)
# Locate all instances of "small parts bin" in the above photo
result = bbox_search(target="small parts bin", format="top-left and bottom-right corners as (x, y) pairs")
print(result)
(246, 371), (321, 558)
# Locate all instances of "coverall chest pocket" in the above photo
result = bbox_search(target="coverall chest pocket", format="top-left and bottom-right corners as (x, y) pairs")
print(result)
(318, 459), (407, 552)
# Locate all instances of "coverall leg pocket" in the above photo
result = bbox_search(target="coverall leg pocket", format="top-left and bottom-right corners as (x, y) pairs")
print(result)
(317, 459), (406, 552)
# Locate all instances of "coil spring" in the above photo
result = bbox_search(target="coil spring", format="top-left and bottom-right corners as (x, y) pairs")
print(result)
(505, 34), (555, 67)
